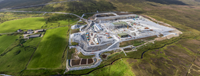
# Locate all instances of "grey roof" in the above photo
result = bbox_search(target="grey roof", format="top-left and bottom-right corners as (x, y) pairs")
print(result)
(35, 29), (44, 31)
(29, 34), (41, 38)
(28, 29), (33, 31)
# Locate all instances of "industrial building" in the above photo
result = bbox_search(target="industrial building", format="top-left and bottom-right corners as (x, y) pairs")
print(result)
(70, 12), (182, 53)
(68, 12), (182, 71)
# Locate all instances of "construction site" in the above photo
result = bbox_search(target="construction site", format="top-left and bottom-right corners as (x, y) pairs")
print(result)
(67, 12), (182, 71)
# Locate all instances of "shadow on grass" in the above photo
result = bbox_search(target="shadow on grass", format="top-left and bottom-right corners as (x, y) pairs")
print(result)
(27, 34), (68, 68)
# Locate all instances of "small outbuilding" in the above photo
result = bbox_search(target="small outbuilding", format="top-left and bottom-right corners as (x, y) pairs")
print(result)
(17, 29), (23, 32)
(27, 29), (34, 34)
(35, 29), (45, 33)
(29, 34), (41, 39)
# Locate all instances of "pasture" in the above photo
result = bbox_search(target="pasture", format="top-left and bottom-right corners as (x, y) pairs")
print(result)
(27, 27), (69, 69)
(0, 35), (18, 54)
(0, 38), (41, 74)
(0, 17), (45, 33)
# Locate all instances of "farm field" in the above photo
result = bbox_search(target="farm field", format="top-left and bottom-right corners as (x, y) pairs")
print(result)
(0, 38), (41, 75)
(0, 17), (45, 33)
(0, 46), (35, 73)
(27, 27), (69, 69)
(0, 35), (18, 54)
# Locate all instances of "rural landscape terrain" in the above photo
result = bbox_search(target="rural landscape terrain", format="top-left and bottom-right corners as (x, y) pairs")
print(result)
(0, 0), (200, 76)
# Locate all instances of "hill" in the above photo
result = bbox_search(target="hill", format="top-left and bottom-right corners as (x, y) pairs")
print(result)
(0, 0), (53, 9)
(0, 0), (200, 75)
(17, 0), (200, 31)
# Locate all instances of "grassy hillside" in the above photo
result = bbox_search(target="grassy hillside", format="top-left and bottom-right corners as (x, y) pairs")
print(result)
(85, 59), (135, 76)
(0, 0), (53, 9)
(0, 35), (18, 54)
(79, 33), (200, 76)
(0, 17), (45, 33)
(0, 46), (35, 73)
(0, 38), (41, 75)
(0, 12), (43, 24)
(27, 27), (69, 69)
(19, 0), (200, 31)
(125, 39), (200, 76)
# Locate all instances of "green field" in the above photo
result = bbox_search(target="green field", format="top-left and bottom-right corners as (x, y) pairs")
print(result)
(23, 37), (42, 47)
(0, 38), (41, 74)
(27, 27), (69, 69)
(0, 35), (18, 54)
(0, 17), (45, 33)
(0, 46), (35, 73)
(84, 59), (135, 76)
